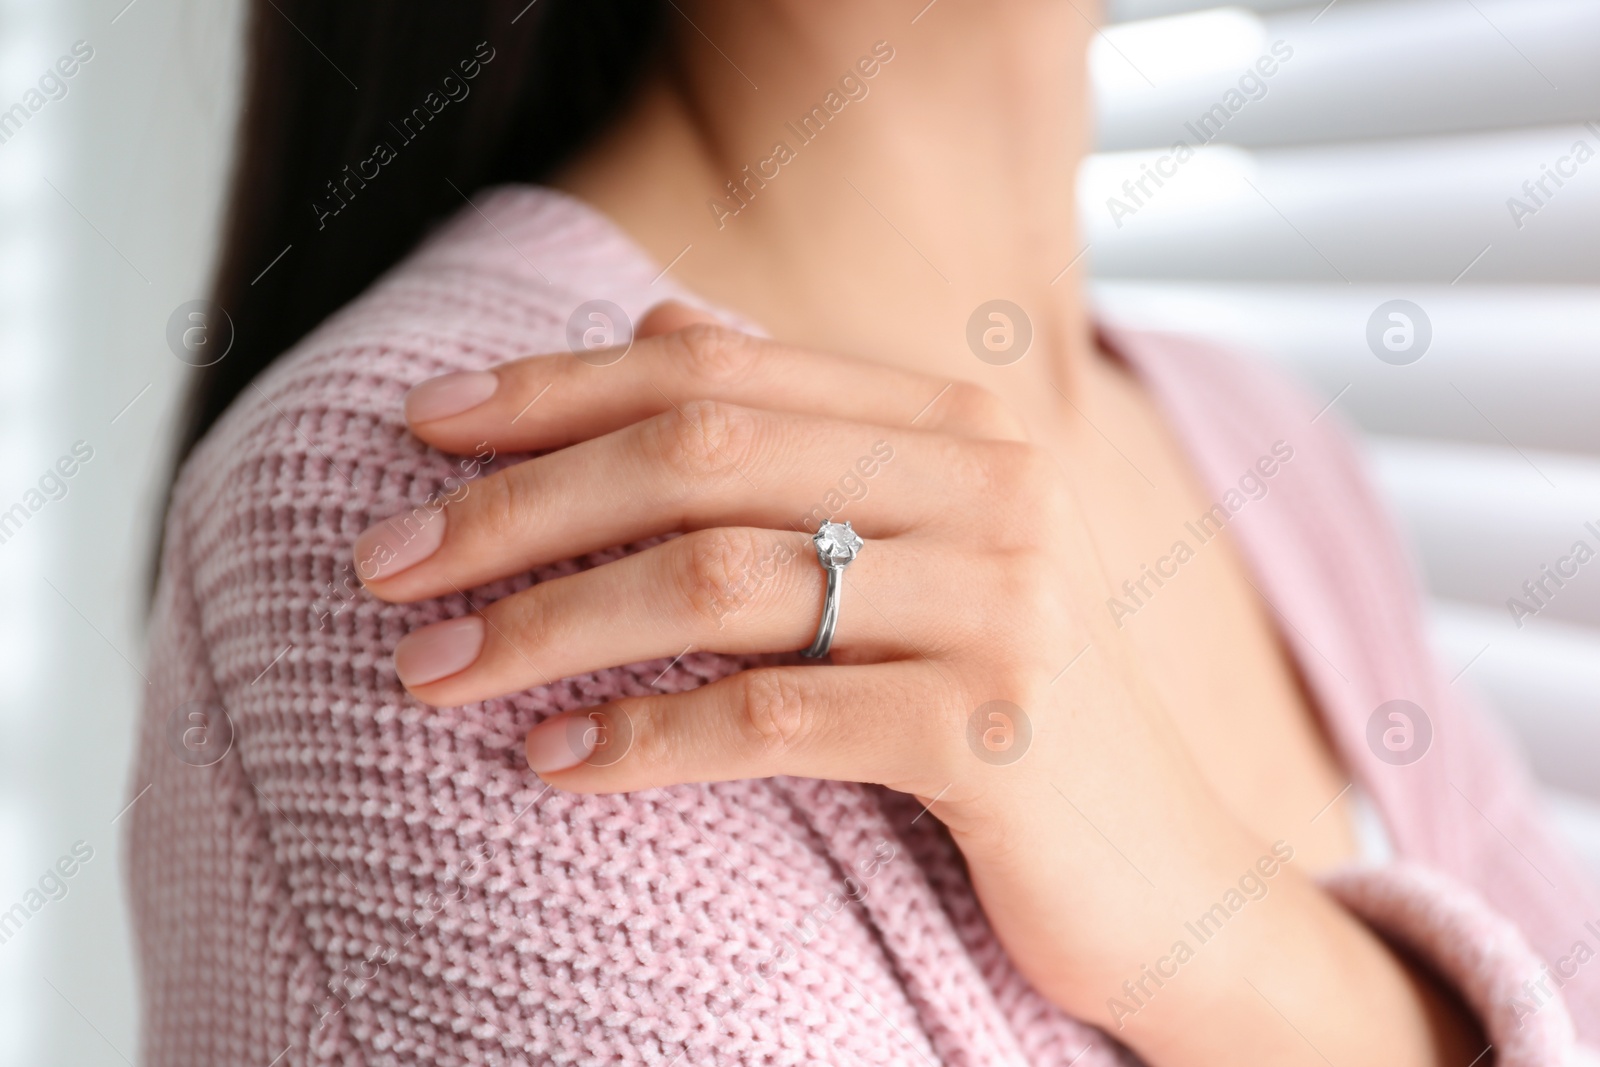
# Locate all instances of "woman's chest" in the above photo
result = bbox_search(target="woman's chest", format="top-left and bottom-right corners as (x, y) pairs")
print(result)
(1051, 405), (1362, 872)
(1107, 517), (1360, 871)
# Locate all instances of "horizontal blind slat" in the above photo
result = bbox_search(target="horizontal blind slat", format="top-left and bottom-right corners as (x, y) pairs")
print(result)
(1368, 438), (1600, 629)
(1081, 125), (1600, 282)
(1097, 0), (1600, 149)
(1092, 282), (1600, 453)
(1430, 601), (1600, 800)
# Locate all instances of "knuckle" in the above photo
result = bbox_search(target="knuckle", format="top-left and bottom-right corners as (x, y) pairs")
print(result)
(734, 670), (811, 754)
(942, 382), (1026, 439)
(652, 399), (758, 479)
(941, 554), (1055, 647)
(472, 470), (539, 547)
(499, 582), (555, 643)
(1031, 484), (1077, 543)
(983, 442), (1063, 517)
(675, 528), (769, 627)
(672, 323), (760, 385)
(959, 547), (1083, 674)
(944, 439), (1046, 502)
(998, 441), (1057, 493)
(612, 698), (670, 776)
(997, 559), (1072, 635)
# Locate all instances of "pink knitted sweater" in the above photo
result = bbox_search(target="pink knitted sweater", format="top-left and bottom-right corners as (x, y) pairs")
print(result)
(130, 187), (1600, 1066)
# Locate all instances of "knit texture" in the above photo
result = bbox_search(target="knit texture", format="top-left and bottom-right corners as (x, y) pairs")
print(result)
(129, 186), (1599, 1066)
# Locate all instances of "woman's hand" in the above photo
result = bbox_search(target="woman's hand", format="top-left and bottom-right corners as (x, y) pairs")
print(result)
(355, 307), (1477, 1066)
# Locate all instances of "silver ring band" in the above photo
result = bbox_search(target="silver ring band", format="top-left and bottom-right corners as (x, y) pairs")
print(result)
(801, 520), (862, 659)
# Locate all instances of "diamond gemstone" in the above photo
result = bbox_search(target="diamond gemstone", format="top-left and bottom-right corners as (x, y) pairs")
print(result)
(814, 521), (863, 568)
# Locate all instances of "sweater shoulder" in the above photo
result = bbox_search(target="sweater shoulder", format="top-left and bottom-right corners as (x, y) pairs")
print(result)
(171, 186), (672, 563)
(163, 186), (679, 695)
(188, 188), (661, 471)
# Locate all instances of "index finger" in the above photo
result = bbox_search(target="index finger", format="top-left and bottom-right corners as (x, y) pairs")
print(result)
(402, 321), (1027, 455)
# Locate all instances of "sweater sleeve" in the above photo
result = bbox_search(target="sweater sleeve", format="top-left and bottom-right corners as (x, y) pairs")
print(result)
(1323, 860), (1589, 1066)
(127, 465), (319, 1067)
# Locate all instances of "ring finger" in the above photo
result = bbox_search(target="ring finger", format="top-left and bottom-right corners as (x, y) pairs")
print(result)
(395, 526), (955, 707)
(357, 403), (1003, 601)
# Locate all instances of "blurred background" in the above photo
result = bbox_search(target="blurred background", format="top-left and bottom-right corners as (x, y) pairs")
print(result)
(0, 0), (1595, 1062)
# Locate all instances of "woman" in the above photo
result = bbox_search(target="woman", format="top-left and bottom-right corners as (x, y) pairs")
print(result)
(130, 2), (1599, 1064)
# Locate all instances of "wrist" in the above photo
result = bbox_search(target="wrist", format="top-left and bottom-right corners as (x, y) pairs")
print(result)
(1113, 861), (1475, 1067)
(1086, 836), (1303, 1036)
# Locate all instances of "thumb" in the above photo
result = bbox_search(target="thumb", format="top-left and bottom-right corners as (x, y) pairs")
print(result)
(636, 300), (721, 340)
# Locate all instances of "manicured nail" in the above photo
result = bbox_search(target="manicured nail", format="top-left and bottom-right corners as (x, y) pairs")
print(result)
(405, 371), (498, 423)
(353, 507), (446, 581)
(394, 616), (485, 687)
(525, 716), (593, 774)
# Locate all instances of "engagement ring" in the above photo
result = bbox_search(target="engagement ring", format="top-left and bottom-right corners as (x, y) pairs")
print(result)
(801, 520), (863, 659)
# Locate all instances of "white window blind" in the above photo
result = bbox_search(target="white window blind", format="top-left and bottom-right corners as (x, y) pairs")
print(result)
(1088, 0), (1600, 871)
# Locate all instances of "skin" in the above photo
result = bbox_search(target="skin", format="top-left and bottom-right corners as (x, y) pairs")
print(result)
(354, 1), (1484, 1063)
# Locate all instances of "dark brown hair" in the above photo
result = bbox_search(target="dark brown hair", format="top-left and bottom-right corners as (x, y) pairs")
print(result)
(174, 0), (662, 467)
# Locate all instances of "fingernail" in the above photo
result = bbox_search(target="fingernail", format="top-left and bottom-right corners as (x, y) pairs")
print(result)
(394, 616), (485, 687)
(405, 371), (498, 423)
(525, 716), (593, 774)
(353, 507), (446, 581)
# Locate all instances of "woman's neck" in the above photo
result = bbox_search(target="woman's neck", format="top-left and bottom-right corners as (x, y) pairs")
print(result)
(556, 0), (1101, 429)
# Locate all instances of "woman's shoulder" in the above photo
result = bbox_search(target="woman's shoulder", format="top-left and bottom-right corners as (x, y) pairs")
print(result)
(159, 185), (685, 699)
(172, 186), (673, 542)
(141, 192), (1015, 1065)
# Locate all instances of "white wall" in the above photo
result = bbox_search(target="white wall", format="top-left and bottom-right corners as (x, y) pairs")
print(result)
(0, 0), (241, 1063)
